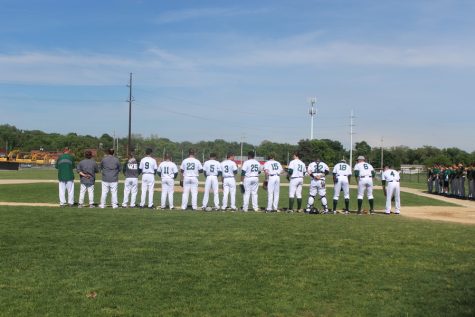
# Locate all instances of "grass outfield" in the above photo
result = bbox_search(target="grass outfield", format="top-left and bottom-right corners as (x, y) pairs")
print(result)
(0, 182), (458, 210)
(0, 206), (474, 316)
(0, 167), (57, 180)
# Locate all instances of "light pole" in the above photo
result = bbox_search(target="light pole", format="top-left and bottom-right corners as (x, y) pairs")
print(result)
(349, 109), (355, 165)
(240, 135), (245, 170)
(308, 97), (317, 140)
(126, 73), (133, 157)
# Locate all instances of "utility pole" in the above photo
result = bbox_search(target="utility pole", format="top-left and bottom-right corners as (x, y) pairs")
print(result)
(240, 135), (246, 170)
(126, 73), (134, 157)
(308, 97), (317, 140)
(349, 110), (355, 165)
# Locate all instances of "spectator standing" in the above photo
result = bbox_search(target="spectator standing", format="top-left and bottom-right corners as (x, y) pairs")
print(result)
(99, 148), (121, 209)
(55, 147), (75, 207)
(77, 150), (99, 208)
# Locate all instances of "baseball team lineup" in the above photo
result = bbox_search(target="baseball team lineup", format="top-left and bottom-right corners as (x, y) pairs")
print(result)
(56, 147), (402, 215)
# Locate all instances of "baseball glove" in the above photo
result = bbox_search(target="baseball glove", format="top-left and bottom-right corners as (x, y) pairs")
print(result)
(239, 183), (245, 194)
(263, 180), (268, 191)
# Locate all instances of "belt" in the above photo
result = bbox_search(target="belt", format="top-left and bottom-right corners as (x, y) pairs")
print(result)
(269, 174), (279, 176)
(223, 176), (235, 178)
(291, 177), (303, 179)
(360, 176), (372, 178)
(388, 180), (399, 182)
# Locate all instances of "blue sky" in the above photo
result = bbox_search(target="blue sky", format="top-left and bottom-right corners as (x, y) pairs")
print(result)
(0, 0), (474, 151)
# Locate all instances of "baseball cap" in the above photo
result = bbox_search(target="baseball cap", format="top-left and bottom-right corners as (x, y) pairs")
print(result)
(357, 156), (365, 160)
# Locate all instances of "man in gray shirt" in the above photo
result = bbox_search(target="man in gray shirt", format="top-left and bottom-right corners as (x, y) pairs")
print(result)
(99, 148), (121, 209)
(122, 153), (140, 208)
(77, 150), (99, 208)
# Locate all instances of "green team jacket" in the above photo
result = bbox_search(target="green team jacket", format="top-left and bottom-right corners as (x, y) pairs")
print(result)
(55, 153), (75, 181)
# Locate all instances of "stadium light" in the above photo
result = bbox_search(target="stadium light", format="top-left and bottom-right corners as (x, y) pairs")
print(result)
(308, 97), (317, 140)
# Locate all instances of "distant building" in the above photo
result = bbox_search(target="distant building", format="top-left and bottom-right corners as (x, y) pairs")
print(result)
(400, 164), (426, 174)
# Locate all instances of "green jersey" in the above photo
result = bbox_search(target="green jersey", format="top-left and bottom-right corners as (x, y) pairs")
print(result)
(55, 153), (75, 181)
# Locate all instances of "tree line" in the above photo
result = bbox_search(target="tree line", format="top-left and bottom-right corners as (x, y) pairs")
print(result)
(1, 124), (474, 167)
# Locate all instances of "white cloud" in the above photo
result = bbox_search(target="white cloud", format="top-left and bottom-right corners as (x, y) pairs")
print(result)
(205, 41), (475, 68)
(154, 7), (268, 24)
(1, 35), (474, 87)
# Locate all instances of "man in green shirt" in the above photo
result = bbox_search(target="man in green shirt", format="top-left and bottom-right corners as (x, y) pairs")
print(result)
(55, 147), (75, 207)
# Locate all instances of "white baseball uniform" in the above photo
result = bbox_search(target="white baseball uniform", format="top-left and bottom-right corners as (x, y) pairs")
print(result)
(122, 158), (139, 208)
(333, 162), (352, 200)
(202, 159), (221, 209)
(263, 159), (283, 211)
(158, 160), (178, 209)
(354, 161), (375, 199)
(241, 158), (262, 211)
(288, 158), (306, 199)
(180, 157), (203, 210)
(382, 168), (401, 214)
(306, 161), (330, 212)
(139, 156), (158, 208)
(221, 159), (238, 210)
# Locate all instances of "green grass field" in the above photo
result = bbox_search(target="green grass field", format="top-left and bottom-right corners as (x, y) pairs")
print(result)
(0, 206), (474, 316)
(0, 182), (458, 211)
(0, 169), (472, 316)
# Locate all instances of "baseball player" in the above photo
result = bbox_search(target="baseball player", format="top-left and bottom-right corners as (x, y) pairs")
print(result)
(468, 163), (475, 200)
(381, 164), (401, 215)
(121, 153), (140, 208)
(77, 150), (99, 208)
(157, 153), (178, 210)
(221, 152), (238, 211)
(332, 159), (351, 214)
(305, 157), (330, 214)
(353, 156), (376, 214)
(99, 148), (121, 209)
(263, 153), (283, 212)
(241, 151), (262, 212)
(55, 147), (75, 207)
(139, 148), (158, 209)
(287, 152), (306, 212)
(427, 165), (434, 193)
(202, 153), (221, 211)
(180, 149), (203, 210)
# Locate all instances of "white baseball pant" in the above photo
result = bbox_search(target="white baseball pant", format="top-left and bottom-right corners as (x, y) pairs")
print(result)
(289, 177), (303, 199)
(160, 178), (175, 209)
(307, 179), (328, 210)
(243, 177), (259, 211)
(222, 177), (236, 209)
(79, 183), (94, 206)
(122, 177), (138, 207)
(385, 181), (400, 214)
(357, 177), (374, 199)
(99, 181), (118, 208)
(140, 174), (155, 207)
(333, 176), (350, 200)
(182, 176), (199, 210)
(202, 175), (219, 208)
(266, 175), (280, 211)
(59, 181), (75, 206)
